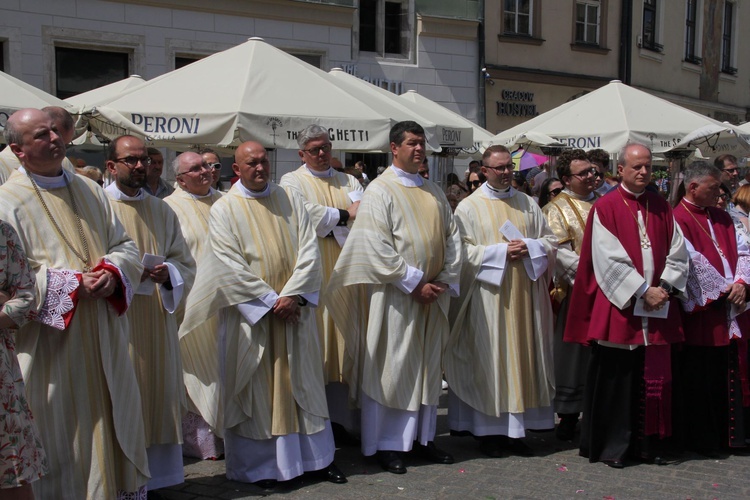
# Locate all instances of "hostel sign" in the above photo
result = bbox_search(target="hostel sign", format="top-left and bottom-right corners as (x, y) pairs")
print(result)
(496, 89), (538, 118)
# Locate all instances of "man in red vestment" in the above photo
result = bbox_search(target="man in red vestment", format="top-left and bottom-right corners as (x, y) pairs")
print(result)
(564, 143), (689, 468)
(673, 162), (750, 456)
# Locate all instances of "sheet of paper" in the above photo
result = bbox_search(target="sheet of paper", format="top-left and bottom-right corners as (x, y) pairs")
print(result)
(633, 297), (669, 319)
(730, 301), (750, 320)
(142, 253), (165, 270)
(348, 191), (363, 203)
(499, 220), (524, 242)
(136, 253), (166, 295)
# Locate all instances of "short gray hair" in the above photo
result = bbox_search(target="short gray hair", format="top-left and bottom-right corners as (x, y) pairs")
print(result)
(297, 125), (329, 149)
(683, 162), (722, 186)
(171, 155), (183, 176)
(3, 116), (22, 146)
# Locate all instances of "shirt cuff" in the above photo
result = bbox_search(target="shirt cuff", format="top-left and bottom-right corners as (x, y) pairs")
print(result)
(316, 207), (341, 238)
(476, 243), (508, 286)
(633, 281), (649, 299)
(521, 238), (549, 281)
(236, 291), (279, 326)
(393, 265), (424, 294)
(160, 262), (184, 314)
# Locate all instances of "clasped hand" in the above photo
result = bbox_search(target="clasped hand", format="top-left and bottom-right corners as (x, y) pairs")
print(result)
(79, 269), (117, 300)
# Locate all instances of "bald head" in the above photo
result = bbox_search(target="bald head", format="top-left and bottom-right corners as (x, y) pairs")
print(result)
(174, 152), (212, 196)
(42, 106), (75, 144)
(233, 141), (270, 191)
(5, 108), (67, 175)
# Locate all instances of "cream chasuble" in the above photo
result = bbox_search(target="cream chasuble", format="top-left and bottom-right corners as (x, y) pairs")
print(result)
(0, 170), (149, 499)
(280, 166), (362, 383)
(326, 167), (462, 411)
(446, 186), (557, 416)
(180, 183), (327, 440)
(105, 187), (195, 447)
(542, 190), (596, 289)
(164, 187), (223, 423)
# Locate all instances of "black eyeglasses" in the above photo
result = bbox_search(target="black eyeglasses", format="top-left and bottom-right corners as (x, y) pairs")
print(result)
(207, 162), (222, 170)
(723, 167), (739, 174)
(571, 168), (597, 178)
(549, 187), (562, 197)
(718, 193), (729, 200)
(469, 180), (483, 187)
(484, 164), (514, 173)
(302, 144), (332, 155)
(115, 156), (152, 168)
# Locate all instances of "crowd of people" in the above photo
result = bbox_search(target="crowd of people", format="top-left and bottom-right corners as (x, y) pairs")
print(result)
(0, 105), (749, 499)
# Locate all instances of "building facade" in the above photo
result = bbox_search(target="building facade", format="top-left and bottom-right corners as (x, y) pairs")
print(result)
(483, 0), (749, 137)
(0, 0), (480, 177)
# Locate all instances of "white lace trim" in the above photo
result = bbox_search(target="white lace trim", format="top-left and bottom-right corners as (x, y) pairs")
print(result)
(735, 255), (750, 285)
(38, 269), (79, 330)
(102, 257), (134, 307)
(685, 252), (744, 340)
(683, 253), (725, 312)
(117, 486), (147, 500)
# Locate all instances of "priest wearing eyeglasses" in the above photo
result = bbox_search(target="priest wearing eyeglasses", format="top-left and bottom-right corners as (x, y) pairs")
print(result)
(542, 149), (598, 442)
(105, 135), (195, 493)
(164, 152), (225, 460)
(0, 109), (149, 498)
(445, 144), (558, 459)
(280, 125), (363, 445)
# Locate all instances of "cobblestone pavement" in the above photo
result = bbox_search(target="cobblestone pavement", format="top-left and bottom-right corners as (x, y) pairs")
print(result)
(161, 393), (750, 499)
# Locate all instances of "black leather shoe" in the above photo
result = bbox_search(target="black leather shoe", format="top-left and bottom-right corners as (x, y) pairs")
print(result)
(376, 450), (406, 474)
(602, 459), (624, 469)
(315, 463), (347, 484)
(478, 437), (504, 458)
(555, 415), (578, 441)
(412, 441), (454, 464)
(254, 479), (278, 489)
(504, 438), (534, 457)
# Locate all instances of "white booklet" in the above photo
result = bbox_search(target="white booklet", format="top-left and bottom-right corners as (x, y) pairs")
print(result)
(136, 253), (165, 296)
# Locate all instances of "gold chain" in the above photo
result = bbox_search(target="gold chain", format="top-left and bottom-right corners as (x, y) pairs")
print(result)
(680, 201), (726, 259)
(28, 173), (92, 272)
(618, 189), (651, 249)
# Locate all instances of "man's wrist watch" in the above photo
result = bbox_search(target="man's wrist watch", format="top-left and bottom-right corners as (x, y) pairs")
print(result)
(658, 280), (675, 296)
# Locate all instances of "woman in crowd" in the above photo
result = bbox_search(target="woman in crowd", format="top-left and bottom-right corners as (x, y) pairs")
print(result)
(466, 171), (486, 195)
(445, 172), (468, 201)
(0, 220), (47, 500)
(538, 178), (564, 208)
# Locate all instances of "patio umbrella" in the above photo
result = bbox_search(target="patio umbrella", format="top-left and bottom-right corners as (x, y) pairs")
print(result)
(489, 80), (748, 154)
(82, 38), (397, 151)
(328, 68), (472, 151)
(65, 75), (147, 108)
(511, 149), (546, 171)
(668, 122), (750, 157)
(0, 70), (72, 142)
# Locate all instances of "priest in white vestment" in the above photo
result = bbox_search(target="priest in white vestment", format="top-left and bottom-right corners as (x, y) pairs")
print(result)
(104, 136), (195, 491)
(180, 141), (346, 488)
(1, 109), (150, 498)
(0, 106), (76, 185)
(327, 121), (462, 474)
(446, 145), (557, 458)
(164, 152), (225, 460)
(280, 125), (364, 441)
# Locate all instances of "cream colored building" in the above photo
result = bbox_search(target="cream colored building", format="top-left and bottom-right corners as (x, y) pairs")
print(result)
(483, 0), (749, 137)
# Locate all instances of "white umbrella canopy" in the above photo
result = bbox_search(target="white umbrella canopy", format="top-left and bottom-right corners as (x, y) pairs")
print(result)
(667, 122), (750, 158)
(488, 80), (745, 154)
(325, 76), (474, 148)
(327, 68), (470, 151)
(398, 89), (492, 156)
(65, 75), (147, 108)
(84, 38), (396, 151)
(0, 70), (72, 142)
